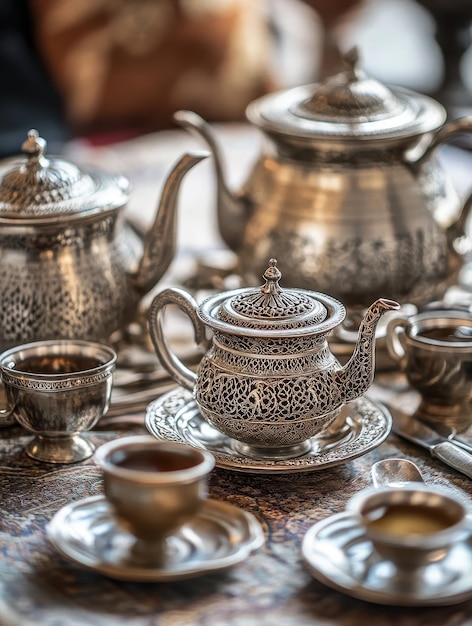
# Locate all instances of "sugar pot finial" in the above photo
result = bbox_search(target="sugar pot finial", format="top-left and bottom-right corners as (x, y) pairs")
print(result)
(22, 129), (47, 159)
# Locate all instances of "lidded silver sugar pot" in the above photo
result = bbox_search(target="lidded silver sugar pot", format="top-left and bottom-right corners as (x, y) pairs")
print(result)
(0, 130), (207, 350)
(175, 47), (472, 310)
(148, 259), (399, 459)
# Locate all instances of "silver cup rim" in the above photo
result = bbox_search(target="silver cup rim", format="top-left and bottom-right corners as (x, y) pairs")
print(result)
(406, 311), (472, 349)
(94, 435), (216, 483)
(0, 339), (117, 380)
(346, 484), (471, 549)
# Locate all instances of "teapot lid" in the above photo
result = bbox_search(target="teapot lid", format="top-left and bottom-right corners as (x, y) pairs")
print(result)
(246, 47), (446, 142)
(198, 259), (346, 337)
(0, 130), (129, 222)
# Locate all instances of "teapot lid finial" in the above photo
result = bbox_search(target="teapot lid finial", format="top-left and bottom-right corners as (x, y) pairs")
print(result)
(22, 129), (47, 162)
(207, 258), (332, 331)
(343, 46), (362, 80)
(0, 130), (129, 219)
(261, 258), (282, 296)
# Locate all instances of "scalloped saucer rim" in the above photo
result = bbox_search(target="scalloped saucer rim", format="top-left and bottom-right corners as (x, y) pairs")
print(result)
(47, 495), (265, 582)
(302, 511), (472, 606)
(145, 387), (392, 474)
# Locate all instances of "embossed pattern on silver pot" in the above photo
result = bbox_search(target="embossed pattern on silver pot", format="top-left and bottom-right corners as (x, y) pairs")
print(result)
(0, 130), (207, 350)
(175, 47), (472, 310)
(195, 298), (390, 448)
(149, 258), (400, 458)
(0, 212), (140, 349)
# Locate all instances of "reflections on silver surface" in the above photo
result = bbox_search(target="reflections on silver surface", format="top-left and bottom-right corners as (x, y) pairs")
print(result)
(47, 495), (265, 582)
(145, 387), (392, 474)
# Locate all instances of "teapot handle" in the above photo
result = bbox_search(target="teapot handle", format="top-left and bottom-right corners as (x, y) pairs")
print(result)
(148, 288), (209, 391)
(385, 317), (410, 369)
(405, 116), (472, 166)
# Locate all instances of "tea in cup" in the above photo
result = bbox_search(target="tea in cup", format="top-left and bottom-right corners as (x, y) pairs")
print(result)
(347, 484), (471, 570)
(0, 339), (116, 463)
(94, 436), (215, 564)
(386, 310), (472, 427)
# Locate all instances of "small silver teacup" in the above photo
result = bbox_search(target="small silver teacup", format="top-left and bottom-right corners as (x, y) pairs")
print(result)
(0, 339), (116, 463)
(94, 436), (215, 564)
(347, 484), (471, 570)
(386, 310), (472, 428)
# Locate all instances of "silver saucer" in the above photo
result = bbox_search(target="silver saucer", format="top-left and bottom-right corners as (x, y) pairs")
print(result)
(47, 495), (264, 582)
(145, 388), (392, 474)
(302, 511), (472, 606)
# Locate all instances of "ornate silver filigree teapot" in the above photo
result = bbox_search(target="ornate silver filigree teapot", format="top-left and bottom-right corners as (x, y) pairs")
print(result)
(148, 259), (399, 459)
(0, 130), (207, 350)
(175, 48), (472, 310)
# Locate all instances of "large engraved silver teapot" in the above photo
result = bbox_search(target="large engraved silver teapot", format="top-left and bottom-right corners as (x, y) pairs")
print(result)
(0, 130), (207, 350)
(148, 259), (399, 459)
(175, 48), (472, 310)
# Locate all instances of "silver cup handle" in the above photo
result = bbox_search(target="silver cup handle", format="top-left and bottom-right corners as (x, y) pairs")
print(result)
(385, 316), (409, 369)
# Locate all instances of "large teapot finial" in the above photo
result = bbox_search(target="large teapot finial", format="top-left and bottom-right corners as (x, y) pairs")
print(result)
(342, 46), (362, 80)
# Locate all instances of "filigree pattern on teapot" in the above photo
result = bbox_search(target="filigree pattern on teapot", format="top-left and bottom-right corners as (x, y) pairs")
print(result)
(148, 259), (400, 460)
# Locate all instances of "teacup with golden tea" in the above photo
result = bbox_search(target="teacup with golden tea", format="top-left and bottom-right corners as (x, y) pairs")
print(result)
(347, 484), (471, 570)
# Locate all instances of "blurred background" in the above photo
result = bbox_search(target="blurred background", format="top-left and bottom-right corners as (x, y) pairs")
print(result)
(2, 0), (472, 157)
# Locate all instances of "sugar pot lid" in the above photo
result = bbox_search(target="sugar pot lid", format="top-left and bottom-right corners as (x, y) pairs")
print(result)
(246, 47), (446, 142)
(0, 130), (129, 223)
(198, 258), (346, 337)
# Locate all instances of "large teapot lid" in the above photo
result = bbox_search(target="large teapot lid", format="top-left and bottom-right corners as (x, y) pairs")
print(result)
(198, 259), (345, 337)
(0, 130), (129, 222)
(246, 47), (446, 142)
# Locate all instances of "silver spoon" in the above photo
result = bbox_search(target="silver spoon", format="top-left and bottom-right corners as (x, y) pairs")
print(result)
(371, 458), (424, 487)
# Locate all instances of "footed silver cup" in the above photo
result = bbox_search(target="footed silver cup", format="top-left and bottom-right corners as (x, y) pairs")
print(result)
(347, 484), (471, 570)
(0, 339), (116, 463)
(94, 436), (215, 565)
(386, 310), (472, 428)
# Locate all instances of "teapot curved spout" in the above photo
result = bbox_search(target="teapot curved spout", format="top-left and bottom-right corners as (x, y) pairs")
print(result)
(337, 298), (401, 403)
(132, 151), (208, 295)
(173, 110), (250, 252)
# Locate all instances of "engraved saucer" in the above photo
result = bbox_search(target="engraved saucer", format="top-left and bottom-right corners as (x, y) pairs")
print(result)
(47, 495), (264, 582)
(145, 387), (392, 474)
(302, 511), (472, 606)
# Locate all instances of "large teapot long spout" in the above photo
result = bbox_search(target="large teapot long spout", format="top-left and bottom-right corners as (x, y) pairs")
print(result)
(132, 151), (208, 295)
(338, 298), (400, 403)
(173, 110), (250, 252)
